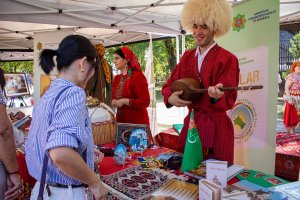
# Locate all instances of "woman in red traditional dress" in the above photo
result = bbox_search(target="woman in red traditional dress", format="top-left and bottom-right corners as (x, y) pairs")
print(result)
(112, 47), (150, 125)
(283, 61), (300, 134)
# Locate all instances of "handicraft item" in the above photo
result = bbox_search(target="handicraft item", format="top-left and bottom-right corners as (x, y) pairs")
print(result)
(128, 128), (148, 152)
(114, 144), (127, 165)
(115, 123), (150, 147)
(87, 97), (116, 145)
(171, 78), (263, 102)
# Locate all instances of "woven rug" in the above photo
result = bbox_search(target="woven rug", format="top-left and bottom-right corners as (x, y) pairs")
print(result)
(276, 132), (300, 156)
(101, 166), (169, 199)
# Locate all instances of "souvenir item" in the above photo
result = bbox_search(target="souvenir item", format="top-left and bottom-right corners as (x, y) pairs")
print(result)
(89, 102), (116, 145)
(115, 123), (150, 147)
(86, 96), (100, 107)
(150, 179), (198, 200)
(114, 144), (127, 165)
(128, 128), (148, 152)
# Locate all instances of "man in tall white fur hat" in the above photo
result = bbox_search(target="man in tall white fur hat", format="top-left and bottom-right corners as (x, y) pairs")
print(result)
(162, 0), (240, 164)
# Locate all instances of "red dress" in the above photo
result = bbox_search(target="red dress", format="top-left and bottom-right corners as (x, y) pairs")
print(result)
(162, 44), (239, 163)
(283, 73), (300, 128)
(112, 70), (150, 125)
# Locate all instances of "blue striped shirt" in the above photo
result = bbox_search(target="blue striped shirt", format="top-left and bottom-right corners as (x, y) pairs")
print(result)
(25, 78), (94, 185)
(0, 88), (6, 105)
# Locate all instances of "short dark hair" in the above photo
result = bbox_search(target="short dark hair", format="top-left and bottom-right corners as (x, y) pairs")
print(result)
(39, 35), (99, 74)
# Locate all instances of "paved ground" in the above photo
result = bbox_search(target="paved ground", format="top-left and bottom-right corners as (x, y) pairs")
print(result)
(276, 118), (300, 133)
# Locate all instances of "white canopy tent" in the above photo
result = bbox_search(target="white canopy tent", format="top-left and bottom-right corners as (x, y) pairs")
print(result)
(0, 0), (299, 60)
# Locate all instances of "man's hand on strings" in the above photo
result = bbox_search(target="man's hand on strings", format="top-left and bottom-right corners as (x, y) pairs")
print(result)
(208, 83), (224, 99)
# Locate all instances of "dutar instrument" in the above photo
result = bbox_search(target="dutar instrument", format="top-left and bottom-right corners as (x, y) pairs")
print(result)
(171, 78), (263, 102)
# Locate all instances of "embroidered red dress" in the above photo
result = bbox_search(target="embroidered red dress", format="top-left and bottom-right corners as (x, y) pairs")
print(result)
(112, 70), (150, 125)
(283, 73), (300, 128)
(162, 44), (239, 163)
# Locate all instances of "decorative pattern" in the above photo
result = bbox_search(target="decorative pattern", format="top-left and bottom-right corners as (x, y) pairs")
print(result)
(100, 166), (169, 199)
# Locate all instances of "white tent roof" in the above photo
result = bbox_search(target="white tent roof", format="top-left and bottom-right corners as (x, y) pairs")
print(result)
(0, 0), (299, 59)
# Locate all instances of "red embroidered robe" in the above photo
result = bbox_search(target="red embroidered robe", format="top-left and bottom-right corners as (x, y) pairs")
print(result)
(112, 71), (150, 125)
(162, 44), (239, 163)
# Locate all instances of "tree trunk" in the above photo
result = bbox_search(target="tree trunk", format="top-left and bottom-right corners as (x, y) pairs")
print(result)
(164, 39), (177, 72)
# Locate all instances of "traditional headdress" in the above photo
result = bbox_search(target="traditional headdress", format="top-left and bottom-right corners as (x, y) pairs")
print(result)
(121, 47), (141, 71)
(180, 0), (233, 37)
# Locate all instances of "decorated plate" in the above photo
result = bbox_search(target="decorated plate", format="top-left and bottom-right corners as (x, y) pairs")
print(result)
(129, 128), (148, 152)
(114, 144), (127, 165)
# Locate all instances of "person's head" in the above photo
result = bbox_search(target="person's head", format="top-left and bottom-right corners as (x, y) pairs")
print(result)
(0, 68), (5, 90)
(181, 0), (232, 49)
(113, 47), (141, 72)
(39, 35), (99, 88)
(113, 48), (127, 71)
(290, 61), (300, 74)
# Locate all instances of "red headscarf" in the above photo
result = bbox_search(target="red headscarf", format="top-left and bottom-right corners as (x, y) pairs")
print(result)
(121, 47), (141, 71)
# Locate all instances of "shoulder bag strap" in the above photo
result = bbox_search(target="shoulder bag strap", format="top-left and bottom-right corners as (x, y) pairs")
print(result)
(37, 86), (72, 200)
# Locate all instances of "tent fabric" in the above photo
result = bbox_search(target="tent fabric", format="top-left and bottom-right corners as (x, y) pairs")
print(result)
(0, 0), (298, 54)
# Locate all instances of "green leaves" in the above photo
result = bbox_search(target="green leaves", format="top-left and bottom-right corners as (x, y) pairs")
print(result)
(289, 31), (300, 59)
(0, 61), (33, 73)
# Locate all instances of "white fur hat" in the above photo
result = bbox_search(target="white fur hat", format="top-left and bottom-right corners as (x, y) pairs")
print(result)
(180, 0), (233, 37)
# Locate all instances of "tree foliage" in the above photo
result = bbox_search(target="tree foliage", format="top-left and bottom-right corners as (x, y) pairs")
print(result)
(0, 36), (194, 84)
(105, 35), (196, 85)
(0, 61), (33, 73)
(289, 31), (300, 59)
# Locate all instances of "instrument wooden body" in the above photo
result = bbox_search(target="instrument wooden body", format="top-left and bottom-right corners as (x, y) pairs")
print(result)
(171, 78), (263, 102)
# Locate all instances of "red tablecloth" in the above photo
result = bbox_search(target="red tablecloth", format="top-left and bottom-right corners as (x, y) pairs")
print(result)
(98, 142), (174, 175)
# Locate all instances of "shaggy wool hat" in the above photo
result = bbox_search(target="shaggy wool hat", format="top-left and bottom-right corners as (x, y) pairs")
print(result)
(180, 0), (233, 37)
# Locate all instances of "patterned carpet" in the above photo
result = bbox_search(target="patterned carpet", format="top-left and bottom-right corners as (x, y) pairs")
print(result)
(276, 132), (300, 156)
(101, 166), (169, 199)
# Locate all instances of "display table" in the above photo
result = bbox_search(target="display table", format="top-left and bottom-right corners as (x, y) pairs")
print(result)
(98, 142), (288, 199)
(99, 142), (175, 176)
(98, 143), (189, 199)
(16, 139), (291, 199)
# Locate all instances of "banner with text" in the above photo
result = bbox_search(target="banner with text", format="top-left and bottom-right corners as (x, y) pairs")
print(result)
(218, 0), (279, 174)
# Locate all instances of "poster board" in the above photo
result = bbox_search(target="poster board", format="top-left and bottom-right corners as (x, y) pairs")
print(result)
(4, 73), (30, 97)
(218, 0), (279, 174)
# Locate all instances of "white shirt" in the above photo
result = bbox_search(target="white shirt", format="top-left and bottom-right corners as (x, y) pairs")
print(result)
(195, 42), (217, 73)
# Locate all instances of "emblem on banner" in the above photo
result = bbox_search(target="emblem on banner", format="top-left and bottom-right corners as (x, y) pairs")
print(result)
(229, 99), (257, 142)
(232, 13), (246, 32)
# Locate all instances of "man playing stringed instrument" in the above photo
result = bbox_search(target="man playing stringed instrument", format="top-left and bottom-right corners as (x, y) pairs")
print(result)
(162, 0), (239, 164)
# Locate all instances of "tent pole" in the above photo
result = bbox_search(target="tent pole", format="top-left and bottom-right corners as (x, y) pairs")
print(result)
(176, 35), (179, 64)
(181, 35), (185, 55)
